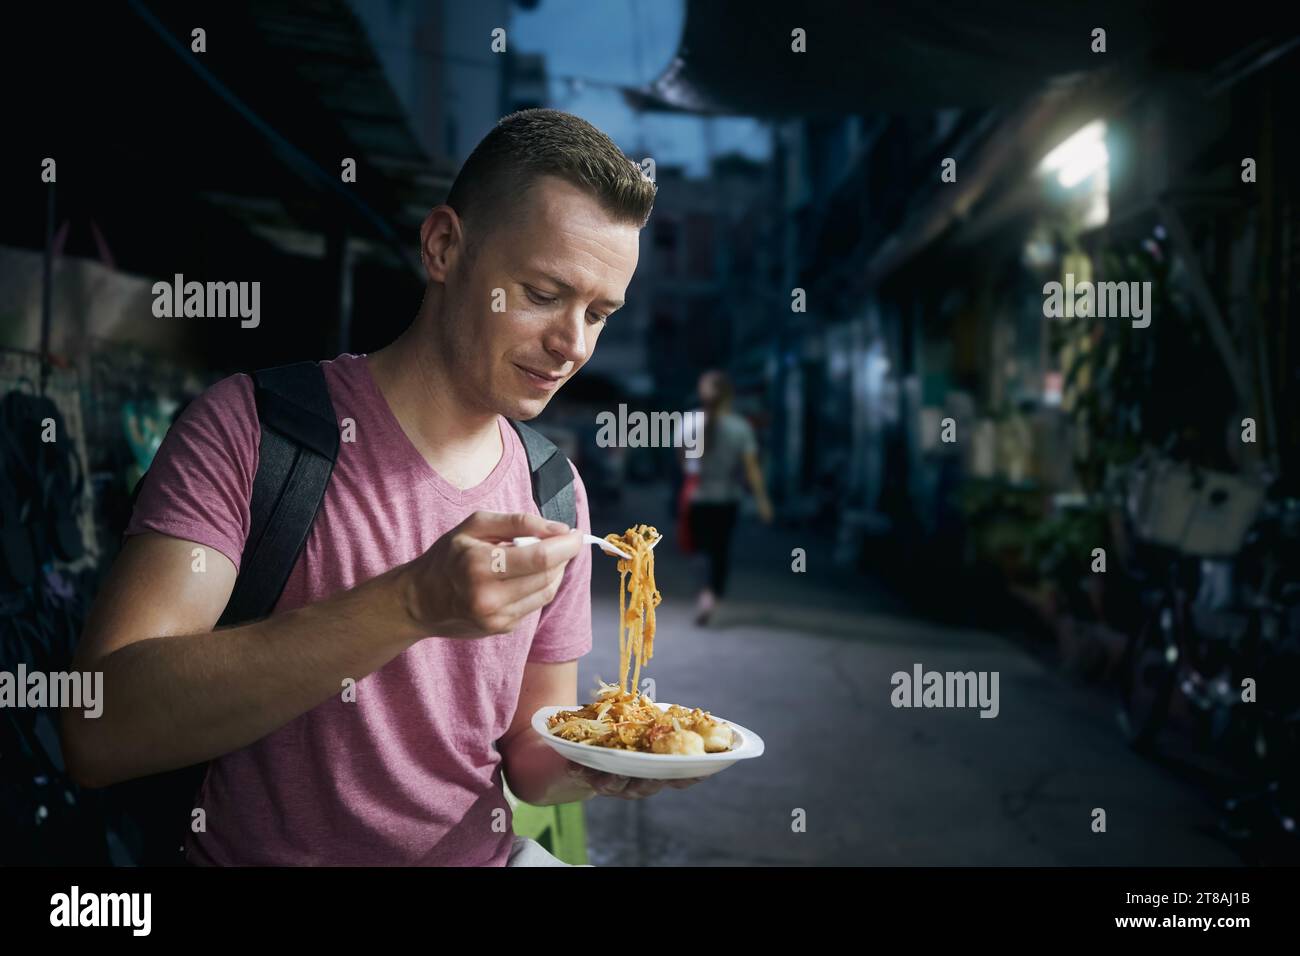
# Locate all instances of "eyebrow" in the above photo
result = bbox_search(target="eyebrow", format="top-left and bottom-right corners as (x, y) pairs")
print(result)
(529, 271), (624, 310)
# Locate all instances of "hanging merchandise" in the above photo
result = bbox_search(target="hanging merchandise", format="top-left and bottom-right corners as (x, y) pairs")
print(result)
(0, 373), (113, 864)
(1, 388), (87, 565)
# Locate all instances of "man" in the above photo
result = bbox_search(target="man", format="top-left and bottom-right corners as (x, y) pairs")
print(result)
(63, 109), (697, 866)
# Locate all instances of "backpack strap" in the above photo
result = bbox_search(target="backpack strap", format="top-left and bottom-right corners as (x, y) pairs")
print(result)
(218, 362), (339, 627)
(110, 362), (337, 866)
(507, 419), (576, 528)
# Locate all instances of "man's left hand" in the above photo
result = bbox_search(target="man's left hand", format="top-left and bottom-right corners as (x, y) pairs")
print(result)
(566, 762), (706, 800)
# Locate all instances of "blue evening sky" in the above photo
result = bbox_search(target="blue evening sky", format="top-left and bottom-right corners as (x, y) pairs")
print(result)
(510, 0), (772, 176)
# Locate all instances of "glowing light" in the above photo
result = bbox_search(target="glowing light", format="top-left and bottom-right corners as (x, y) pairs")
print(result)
(1039, 120), (1108, 189)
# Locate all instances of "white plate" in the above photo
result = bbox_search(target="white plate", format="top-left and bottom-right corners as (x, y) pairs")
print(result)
(531, 702), (765, 780)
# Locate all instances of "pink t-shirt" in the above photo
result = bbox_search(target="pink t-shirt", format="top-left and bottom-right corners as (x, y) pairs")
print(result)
(123, 353), (593, 865)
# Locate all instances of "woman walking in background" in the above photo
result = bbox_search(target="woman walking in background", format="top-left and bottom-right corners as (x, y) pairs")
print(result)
(682, 370), (773, 626)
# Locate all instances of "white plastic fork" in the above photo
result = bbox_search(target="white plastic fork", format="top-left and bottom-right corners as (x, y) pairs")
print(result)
(511, 533), (661, 560)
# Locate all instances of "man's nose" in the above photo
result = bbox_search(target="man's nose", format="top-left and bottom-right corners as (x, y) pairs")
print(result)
(545, 307), (589, 364)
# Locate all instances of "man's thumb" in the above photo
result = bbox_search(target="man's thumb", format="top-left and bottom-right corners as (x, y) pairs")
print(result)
(462, 510), (569, 540)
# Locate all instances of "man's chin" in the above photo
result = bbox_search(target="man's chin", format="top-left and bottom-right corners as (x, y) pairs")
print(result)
(501, 393), (551, 421)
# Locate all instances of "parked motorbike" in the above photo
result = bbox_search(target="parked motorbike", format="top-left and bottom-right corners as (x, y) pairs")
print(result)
(1112, 454), (1300, 857)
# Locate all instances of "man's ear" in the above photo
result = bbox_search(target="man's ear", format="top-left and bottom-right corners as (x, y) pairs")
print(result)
(420, 205), (462, 282)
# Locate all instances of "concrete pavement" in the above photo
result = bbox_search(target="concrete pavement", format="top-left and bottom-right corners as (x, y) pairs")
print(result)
(577, 485), (1242, 866)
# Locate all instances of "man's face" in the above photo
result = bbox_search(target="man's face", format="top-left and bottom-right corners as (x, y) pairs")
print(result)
(427, 174), (641, 420)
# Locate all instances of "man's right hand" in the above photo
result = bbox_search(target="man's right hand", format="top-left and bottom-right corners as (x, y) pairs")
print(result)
(399, 511), (583, 638)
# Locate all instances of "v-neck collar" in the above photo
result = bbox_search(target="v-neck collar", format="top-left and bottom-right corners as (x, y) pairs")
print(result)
(351, 353), (517, 504)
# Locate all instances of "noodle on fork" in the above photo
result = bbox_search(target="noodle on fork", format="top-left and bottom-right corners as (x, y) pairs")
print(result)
(604, 524), (661, 695)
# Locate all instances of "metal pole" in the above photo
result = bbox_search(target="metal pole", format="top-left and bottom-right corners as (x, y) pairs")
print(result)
(329, 227), (354, 354)
(40, 181), (55, 395)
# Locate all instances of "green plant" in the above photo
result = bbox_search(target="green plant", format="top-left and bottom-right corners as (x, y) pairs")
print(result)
(957, 477), (1044, 582)
(1056, 238), (1238, 490)
(1026, 503), (1111, 617)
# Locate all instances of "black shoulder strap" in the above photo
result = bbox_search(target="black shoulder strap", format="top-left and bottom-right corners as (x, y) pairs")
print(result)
(218, 362), (339, 627)
(108, 362), (336, 865)
(507, 419), (576, 528)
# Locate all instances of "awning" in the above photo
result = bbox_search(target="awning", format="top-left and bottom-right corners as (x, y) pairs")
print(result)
(624, 0), (1290, 116)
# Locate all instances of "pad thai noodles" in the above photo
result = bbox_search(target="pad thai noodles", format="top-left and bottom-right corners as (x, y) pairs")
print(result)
(607, 523), (661, 697)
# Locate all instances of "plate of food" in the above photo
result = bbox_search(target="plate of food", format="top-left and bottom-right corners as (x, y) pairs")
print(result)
(531, 524), (765, 781)
(533, 690), (764, 781)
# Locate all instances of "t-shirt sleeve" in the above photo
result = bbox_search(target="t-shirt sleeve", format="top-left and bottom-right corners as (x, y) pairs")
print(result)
(527, 460), (593, 663)
(738, 416), (758, 456)
(122, 373), (260, 572)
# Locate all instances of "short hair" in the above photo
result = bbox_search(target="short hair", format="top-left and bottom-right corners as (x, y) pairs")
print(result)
(444, 109), (657, 256)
